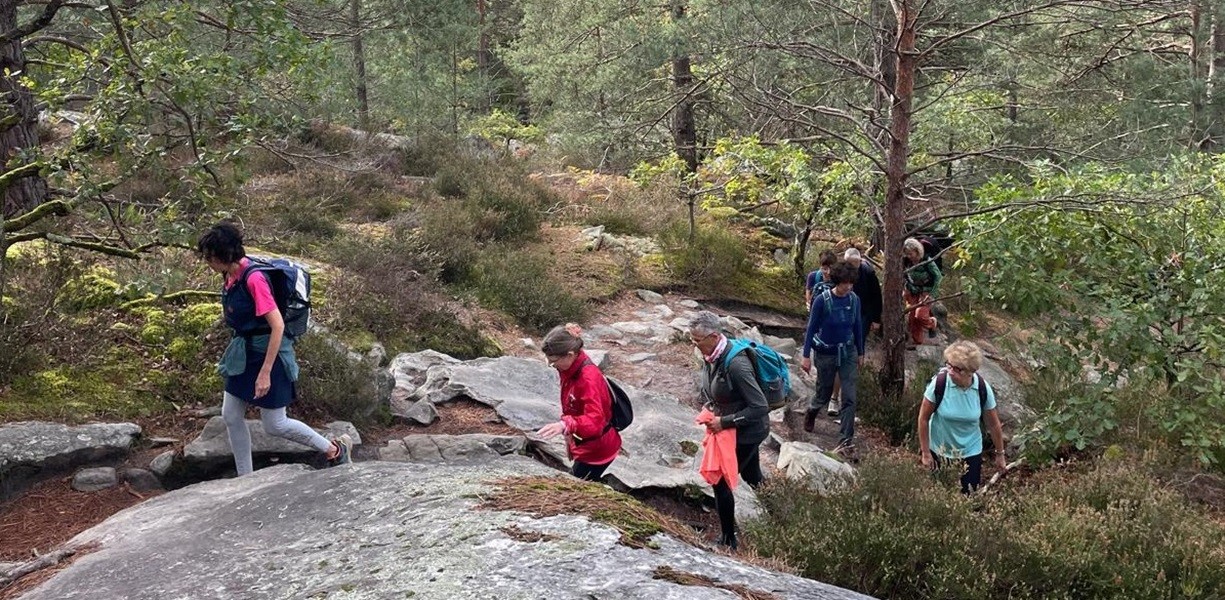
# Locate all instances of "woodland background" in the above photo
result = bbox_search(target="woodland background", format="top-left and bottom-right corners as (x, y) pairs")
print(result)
(2, 1), (1225, 597)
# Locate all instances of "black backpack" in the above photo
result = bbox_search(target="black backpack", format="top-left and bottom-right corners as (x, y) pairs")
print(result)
(932, 370), (990, 414)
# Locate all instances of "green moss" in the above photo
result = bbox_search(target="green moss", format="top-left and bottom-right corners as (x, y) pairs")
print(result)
(679, 440), (699, 456)
(140, 323), (168, 345)
(167, 337), (202, 364)
(56, 265), (123, 310)
(1, 365), (163, 422)
(178, 303), (222, 336)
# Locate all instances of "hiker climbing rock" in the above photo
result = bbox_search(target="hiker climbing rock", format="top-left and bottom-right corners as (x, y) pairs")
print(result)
(536, 323), (622, 481)
(916, 341), (1006, 494)
(196, 222), (351, 476)
(902, 237), (942, 348)
(800, 260), (864, 459)
(690, 311), (770, 551)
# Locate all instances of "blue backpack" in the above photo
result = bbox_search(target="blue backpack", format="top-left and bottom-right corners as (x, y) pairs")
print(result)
(721, 338), (792, 410)
(240, 256), (313, 340)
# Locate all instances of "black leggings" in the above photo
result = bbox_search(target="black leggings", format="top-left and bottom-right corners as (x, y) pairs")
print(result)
(572, 460), (612, 482)
(936, 453), (983, 494)
(713, 443), (765, 541)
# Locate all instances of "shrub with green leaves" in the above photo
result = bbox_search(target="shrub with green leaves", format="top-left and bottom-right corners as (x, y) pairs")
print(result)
(657, 221), (753, 294)
(858, 360), (940, 447)
(472, 248), (586, 332)
(747, 455), (1225, 599)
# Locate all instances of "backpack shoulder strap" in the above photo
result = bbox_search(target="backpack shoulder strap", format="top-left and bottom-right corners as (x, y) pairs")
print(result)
(932, 370), (948, 411)
(976, 374), (990, 410)
(820, 289), (834, 315)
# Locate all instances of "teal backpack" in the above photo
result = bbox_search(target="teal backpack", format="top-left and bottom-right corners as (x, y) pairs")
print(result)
(721, 339), (792, 410)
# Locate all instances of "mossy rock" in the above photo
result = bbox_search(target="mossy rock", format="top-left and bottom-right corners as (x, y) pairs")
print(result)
(56, 265), (123, 310)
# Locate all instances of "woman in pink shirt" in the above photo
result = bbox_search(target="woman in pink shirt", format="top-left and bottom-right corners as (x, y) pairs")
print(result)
(197, 222), (351, 476)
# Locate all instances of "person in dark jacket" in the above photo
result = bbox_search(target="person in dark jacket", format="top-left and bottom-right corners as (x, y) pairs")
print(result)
(689, 310), (770, 551)
(844, 248), (882, 337)
(197, 222), (351, 476)
(536, 323), (622, 482)
(801, 261), (864, 456)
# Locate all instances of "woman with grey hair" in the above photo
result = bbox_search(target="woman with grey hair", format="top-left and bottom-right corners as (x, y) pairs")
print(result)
(917, 340), (1006, 494)
(690, 310), (770, 551)
(902, 237), (942, 347)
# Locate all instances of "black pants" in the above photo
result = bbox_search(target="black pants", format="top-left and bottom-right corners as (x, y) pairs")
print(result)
(713, 443), (765, 543)
(572, 460), (612, 482)
(936, 453), (983, 494)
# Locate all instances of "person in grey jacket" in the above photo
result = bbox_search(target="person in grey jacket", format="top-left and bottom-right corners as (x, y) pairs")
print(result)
(690, 310), (770, 551)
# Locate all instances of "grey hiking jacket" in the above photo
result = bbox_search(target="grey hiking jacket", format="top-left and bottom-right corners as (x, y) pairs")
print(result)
(699, 351), (771, 446)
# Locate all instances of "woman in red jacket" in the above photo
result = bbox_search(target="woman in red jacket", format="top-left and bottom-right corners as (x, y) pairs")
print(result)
(536, 323), (622, 481)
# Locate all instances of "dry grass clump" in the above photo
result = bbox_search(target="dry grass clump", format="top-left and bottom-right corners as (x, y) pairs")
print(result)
(499, 524), (561, 544)
(651, 566), (779, 600)
(479, 476), (701, 549)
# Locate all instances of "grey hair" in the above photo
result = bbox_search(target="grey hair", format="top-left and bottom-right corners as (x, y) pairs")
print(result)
(843, 247), (862, 260)
(903, 238), (924, 254)
(688, 311), (723, 337)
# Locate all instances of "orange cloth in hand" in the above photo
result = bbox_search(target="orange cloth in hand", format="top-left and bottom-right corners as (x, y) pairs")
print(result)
(696, 408), (739, 490)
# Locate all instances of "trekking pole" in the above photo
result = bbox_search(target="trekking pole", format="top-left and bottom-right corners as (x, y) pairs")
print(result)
(977, 457), (1024, 495)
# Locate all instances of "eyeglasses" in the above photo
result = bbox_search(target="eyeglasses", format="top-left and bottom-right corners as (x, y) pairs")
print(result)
(690, 332), (715, 345)
(546, 353), (570, 366)
(945, 362), (970, 375)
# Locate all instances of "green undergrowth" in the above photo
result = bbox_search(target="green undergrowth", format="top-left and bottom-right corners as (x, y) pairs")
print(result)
(747, 454), (1225, 600)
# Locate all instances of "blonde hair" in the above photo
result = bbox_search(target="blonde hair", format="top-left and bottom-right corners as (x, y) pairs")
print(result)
(943, 340), (983, 372)
(903, 238), (924, 255)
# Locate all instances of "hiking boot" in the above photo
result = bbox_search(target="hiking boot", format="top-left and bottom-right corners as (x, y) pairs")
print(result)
(828, 396), (841, 417)
(803, 409), (818, 433)
(717, 532), (739, 552)
(330, 434), (353, 466)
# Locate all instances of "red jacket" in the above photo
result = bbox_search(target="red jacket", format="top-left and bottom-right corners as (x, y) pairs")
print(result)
(558, 350), (622, 466)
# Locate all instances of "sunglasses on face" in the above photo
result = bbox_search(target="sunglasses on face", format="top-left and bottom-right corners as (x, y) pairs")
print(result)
(945, 362), (969, 375)
(690, 332), (715, 345)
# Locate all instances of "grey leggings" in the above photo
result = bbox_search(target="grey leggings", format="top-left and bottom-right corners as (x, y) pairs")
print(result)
(222, 392), (332, 475)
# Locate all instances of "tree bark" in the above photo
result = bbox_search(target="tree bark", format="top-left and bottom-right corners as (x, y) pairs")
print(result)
(350, 0), (370, 130)
(880, 0), (918, 402)
(1190, 0), (1207, 149)
(671, 1), (697, 175)
(1206, 0), (1225, 149)
(671, 0), (698, 240)
(0, 0), (47, 218)
(476, 0), (492, 111)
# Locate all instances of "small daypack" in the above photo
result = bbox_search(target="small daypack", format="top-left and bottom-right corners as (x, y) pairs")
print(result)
(932, 370), (990, 414)
(240, 256), (313, 340)
(573, 359), (633, 443)
(721, 339), (792, 410)
(604, 376), (634, 431)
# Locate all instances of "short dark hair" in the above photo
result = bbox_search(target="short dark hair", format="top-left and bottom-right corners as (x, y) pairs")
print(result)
(819, 249), (838, 267)
(830, 260), (858, 285)
(196, 222), (246, 264)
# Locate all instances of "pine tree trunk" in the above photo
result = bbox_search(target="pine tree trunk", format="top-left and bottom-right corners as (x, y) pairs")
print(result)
(350, 0), (370, 130)
(1206, 1), (1225, 149)
(880, 0), (918, 402)
(0, 0), (47, 218)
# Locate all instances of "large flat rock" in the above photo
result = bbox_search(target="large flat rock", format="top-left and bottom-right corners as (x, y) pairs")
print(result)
(412, 354), (766, 521)
(0, 421), (140, 500)
(412, 356), (561, 429)
(19, 460), (873, 600)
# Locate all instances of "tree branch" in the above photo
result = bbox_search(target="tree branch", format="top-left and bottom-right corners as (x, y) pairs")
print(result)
(0, 0), (64, 46)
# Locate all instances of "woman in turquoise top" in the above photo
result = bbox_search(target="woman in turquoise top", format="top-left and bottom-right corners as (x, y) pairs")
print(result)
(916, 341), (1006, 493)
